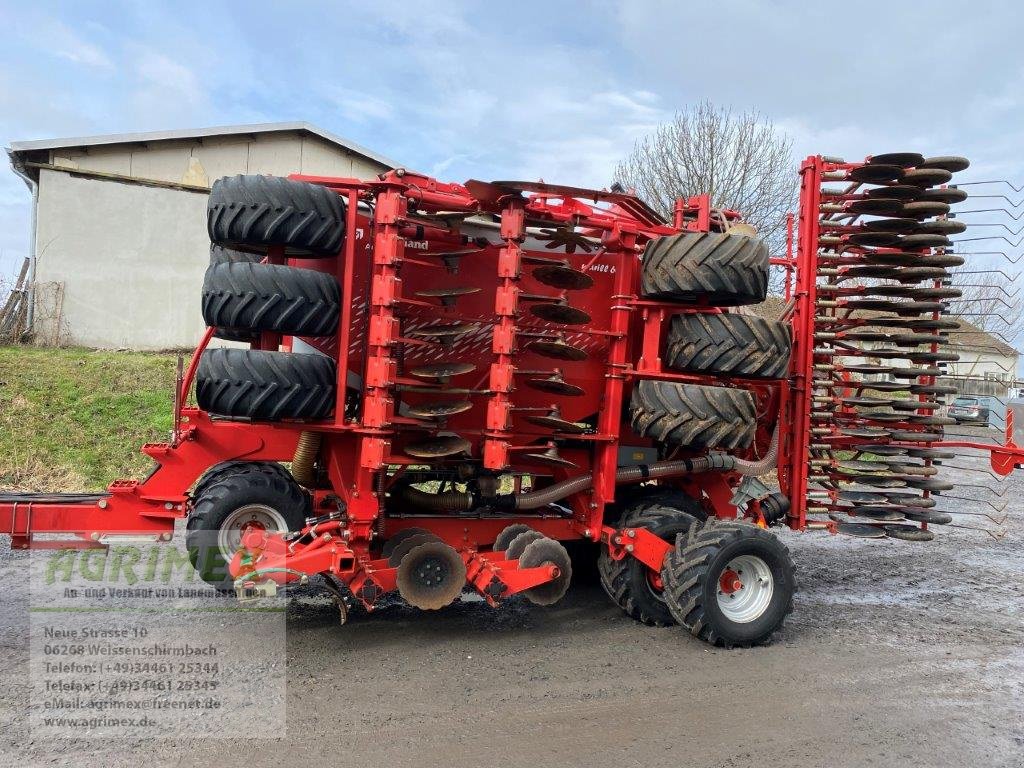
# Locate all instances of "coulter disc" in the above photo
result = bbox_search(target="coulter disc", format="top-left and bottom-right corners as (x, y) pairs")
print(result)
(396, 540), (467, 610)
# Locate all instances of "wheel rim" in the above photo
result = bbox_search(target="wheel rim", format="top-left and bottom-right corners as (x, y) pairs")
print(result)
(216, 504), (288, 558)
(715, 554), (773, 623)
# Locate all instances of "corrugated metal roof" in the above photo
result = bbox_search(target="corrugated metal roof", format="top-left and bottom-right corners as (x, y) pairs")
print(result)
(6, 121), (399, 169)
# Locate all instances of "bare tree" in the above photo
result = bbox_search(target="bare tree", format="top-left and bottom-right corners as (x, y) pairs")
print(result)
(947, 264), (1023, 338)
(614, 101), (797, 261)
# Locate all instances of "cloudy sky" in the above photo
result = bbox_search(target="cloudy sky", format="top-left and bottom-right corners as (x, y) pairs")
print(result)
(2, 0), (1023, 279)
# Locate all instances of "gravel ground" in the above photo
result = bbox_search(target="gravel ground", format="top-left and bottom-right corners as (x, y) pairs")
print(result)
(0, 448), (1021, 768)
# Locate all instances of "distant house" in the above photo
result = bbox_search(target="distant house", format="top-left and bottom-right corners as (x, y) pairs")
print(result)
(940, 320), (1019, 395)
(6, 123), (397, 349)
(743, 296), (1021, 398)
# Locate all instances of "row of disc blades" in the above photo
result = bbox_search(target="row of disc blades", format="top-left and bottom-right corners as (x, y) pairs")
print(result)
(810, 153), (969, 540)
(401, 239), (598, 464)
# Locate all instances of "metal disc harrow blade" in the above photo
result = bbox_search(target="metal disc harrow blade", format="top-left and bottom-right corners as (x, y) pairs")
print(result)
(404, 434), (472, 459)
(532, 264), (595, 290)
(524, 336), (589, 361)
(522, 445), (578, 468)
(849, 164), (905, 184)
(523, 407), (587, 433)
(410, 362), (476, 381)
(406, 400), (474, 418)
(529, 302), (593, 325)
(864, 184), (924, 201)
(524, 370), (586, 396)
(806, 150), (971, 543)
(415, 286), (482, 306)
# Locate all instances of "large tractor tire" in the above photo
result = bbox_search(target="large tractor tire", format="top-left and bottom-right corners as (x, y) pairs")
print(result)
(191, 460), (294, 503)
(641, 232), (769, 306)
(661, 518), (795, 648)
(614, 484), (709, 522)
(187, 469), (310, 591)
(207, 175), (346, 257)
(207, 245), (264, 342)
(629, 380), (756, 450)
(196, 348), (336, 421)
(666, 313), (791, 378)
(599, 501), (702, 626)
(202, 262), (341, 337)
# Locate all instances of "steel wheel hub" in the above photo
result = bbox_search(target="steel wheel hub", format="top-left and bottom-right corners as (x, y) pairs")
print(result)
(414, 556), (449, 588)
(217, 504), (288, 558)
(716, 555), (773, 623)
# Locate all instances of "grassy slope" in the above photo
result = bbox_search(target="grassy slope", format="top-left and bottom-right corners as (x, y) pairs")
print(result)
(0, 346), (180, 491)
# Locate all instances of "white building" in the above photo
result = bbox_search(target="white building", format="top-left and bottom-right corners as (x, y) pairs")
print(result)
(6, 123), (396, 349)
(748, 296), (1021, 397)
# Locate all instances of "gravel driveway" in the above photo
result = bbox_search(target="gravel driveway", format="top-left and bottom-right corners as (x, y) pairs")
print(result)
(1, 447), (1021, 768)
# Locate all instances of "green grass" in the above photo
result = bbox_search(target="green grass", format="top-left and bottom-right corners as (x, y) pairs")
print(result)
(0, 346), (181, 491)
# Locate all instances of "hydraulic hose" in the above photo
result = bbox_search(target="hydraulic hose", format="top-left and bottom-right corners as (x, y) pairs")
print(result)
(732, 424), (780, 478)
(513, 452), (735, 510)
(397, 484), (473, 512)
(291, 431), (322, 486)
(513, 424), (780, 510)
(396, 424), (780, 512)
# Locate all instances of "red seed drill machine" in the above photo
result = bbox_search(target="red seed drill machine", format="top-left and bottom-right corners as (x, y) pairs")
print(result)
(3, 151), (1019, 648)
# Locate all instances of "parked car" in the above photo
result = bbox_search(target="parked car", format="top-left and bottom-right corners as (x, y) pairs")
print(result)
(948, 396), (993, 424)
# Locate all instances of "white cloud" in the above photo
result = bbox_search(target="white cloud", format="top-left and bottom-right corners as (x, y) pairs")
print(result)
(46, 20), (114, 70)
(328, 88), (395, 123)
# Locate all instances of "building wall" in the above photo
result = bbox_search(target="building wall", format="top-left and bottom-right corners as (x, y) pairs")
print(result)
(31, 132), (388, 349)
(33, 169), (210, 349)
(946, 351), (1018, 382)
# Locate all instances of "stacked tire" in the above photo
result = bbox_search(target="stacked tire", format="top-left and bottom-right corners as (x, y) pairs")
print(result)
(196, 175), (346, 422)
(629, 231), (791, 452)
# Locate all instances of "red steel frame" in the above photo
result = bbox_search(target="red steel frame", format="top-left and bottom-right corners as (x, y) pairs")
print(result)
(3, 163), (1022, 603)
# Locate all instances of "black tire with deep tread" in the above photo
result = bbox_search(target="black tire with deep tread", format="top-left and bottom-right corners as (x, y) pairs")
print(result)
(210, 244), (262, 267)
(641, 232), (769, 306)
(208, 175), (346, 257)
(202, 262), (341, 337)
(190, 461), (293, 503)
(614, 484), (710, 521)
(212, 327), (259, 344)
(186, 470), (310, 590)
(661, 518), (795, 648)
(666, 313), (791, 378)
(196, 348), (336, 421)
(598, 501), (702, 626)
(629, 379), (756, 450)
